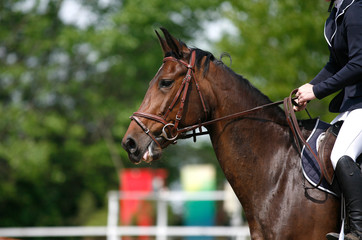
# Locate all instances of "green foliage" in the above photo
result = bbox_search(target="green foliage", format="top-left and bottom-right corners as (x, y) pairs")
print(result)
(215, 0), (335, 121)
(0, 0), (223, 231)
(0, 0), (337, 233)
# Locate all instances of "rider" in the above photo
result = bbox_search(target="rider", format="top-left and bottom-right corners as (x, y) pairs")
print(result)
(294, 0), (362, 239)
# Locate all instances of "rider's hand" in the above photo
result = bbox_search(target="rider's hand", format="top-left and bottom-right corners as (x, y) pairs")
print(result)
(293, 99), (307, 112)
(293, 83), (316, 112)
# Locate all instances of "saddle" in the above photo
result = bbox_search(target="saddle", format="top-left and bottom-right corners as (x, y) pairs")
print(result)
(283, 91), (360, 190)
(317, 121), (343, 185)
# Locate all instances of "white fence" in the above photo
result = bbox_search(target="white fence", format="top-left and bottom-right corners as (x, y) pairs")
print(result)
(0, 190), (250, 239)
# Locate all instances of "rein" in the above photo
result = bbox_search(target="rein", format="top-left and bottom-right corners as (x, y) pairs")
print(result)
(130, 50), (324, 186)
(284, 90), (324, 187)
(177, 98), (286, 137)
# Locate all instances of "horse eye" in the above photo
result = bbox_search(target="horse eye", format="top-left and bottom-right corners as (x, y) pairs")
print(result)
(159, 79), (174, 89)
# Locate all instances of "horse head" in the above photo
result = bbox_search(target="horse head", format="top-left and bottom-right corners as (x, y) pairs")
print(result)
(122, 28), (211, 164)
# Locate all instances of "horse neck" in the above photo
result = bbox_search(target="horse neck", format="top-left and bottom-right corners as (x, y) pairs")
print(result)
(205, 64), (287, 130)
(199, 61), (338, 240)
(203, 64), (298, 205)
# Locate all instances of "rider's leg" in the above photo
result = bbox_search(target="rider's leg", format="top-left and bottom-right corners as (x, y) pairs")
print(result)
(327, 109), (362, 240)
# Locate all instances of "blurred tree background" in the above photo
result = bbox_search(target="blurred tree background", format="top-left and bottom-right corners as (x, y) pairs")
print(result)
(0, 0), (337, 234)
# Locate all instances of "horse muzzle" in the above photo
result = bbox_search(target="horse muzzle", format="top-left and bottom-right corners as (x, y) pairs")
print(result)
(122, 134), (163, 164)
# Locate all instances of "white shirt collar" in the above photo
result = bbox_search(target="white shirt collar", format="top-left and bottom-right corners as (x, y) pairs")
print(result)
(335, 0), (344, 9)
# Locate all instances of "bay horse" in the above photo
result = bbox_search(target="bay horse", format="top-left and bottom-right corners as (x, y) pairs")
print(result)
(121, 28), (340, 240)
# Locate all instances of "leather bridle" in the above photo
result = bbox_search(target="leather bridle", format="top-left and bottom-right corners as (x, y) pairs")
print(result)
(130, 49), (293, 145)
(130, 50), (208, 148)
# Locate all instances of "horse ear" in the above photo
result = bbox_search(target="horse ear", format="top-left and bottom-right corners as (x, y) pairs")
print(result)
(159, 27), (189, 59)
(155, 29), (171, 55)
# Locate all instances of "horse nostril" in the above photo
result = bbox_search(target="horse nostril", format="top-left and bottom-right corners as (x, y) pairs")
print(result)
(125, 137), (138, 154)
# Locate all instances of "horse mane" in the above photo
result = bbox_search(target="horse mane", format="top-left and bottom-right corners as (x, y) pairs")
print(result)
(192, 47), (274, 106)
(191, 47), (289, 124)
(165, 44), (283, 118)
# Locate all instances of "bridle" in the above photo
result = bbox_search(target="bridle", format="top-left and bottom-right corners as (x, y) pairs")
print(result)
(130, 50), (208, 148)
(129, 49), (325, 187)
(130, 49), (286, 146)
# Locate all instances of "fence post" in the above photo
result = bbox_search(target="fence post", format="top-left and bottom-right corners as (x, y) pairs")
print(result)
(154, 177), (167, 240)
(107, 191), (120, 240)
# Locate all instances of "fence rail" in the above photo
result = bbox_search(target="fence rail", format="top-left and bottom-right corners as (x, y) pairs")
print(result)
(0, 190), (250, 239)
(0, 226), (250, 237)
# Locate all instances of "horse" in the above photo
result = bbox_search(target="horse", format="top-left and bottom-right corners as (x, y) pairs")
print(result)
(121, 28), (340, 240)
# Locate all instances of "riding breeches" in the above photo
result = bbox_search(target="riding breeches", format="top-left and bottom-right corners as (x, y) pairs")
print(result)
(330, 108), (362, 169)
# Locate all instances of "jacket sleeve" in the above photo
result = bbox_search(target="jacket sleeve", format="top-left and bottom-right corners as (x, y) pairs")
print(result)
(310, 55), (338, 87)
(312, 2), (362, 99)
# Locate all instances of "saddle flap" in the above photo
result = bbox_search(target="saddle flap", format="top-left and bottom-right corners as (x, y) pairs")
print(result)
(318, 127), (337, 185)
(317, 121), (343, 185)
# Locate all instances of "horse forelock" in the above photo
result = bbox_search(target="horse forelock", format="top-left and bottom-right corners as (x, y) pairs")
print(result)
(163, 47), (218, 77)
(193, 48), (218, 76)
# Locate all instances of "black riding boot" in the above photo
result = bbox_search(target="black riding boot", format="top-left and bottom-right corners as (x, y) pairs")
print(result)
(326, 156), (362, 240)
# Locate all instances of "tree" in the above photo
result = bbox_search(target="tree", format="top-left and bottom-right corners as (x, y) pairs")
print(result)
(0, 0), (225, 230)
(213, 0), (337, 121)
(0, 0), (339, 233)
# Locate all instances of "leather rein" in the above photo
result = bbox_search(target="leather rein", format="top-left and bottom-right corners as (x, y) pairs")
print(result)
(130, 50), (324, 186)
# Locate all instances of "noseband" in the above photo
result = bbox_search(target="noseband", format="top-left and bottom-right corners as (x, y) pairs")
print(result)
(130, 50), (208, 148)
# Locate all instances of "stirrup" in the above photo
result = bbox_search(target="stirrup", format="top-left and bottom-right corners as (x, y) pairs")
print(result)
(326, 232), (339, 240)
